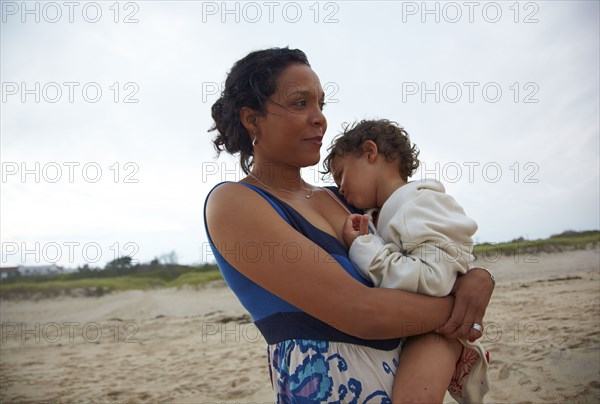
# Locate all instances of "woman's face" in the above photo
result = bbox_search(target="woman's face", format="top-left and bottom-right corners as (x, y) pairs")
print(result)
(253, 63), (327, 170)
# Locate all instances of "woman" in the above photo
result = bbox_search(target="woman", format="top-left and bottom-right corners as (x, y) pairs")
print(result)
(204, 47), (494, 402)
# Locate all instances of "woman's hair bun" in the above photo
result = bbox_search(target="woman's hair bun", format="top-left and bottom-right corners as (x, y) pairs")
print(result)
(211, 98), (224, 126)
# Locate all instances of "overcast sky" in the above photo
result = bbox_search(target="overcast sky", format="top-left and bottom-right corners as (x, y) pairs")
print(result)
(1, 0), (598, 268)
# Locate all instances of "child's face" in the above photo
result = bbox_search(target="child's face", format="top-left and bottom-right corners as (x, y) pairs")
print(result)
(331, 154), (378, 209)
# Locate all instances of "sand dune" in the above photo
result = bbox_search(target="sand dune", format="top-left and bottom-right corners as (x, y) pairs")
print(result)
(1, 248), (599, 403)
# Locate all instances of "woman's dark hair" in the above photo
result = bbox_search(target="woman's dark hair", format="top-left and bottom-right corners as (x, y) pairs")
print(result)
(209, 47), (310, 174)
(322, 119), (420, 182)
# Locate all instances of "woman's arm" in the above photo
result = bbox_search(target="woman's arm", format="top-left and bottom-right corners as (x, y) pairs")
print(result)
(206, 183), (454, 339)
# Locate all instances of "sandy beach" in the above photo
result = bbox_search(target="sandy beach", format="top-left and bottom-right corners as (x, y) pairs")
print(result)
(1, 248), (599, 403)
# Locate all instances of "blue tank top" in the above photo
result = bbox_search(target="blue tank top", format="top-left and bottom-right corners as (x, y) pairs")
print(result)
(203, 182), (400, 351)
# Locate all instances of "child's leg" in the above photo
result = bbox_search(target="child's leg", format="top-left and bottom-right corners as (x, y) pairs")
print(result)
(393, 332), (463, 403)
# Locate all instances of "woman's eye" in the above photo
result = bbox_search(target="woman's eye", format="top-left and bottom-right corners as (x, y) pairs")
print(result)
(319, 101), (326, 111)
(295, 100), (307, 107)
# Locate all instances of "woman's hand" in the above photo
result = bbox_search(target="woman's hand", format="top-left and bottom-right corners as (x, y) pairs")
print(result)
(436, 267), (495, 340)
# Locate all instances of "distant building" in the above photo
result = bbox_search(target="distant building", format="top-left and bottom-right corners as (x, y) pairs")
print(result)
(0, 267), (20, 279)
(17, 264), (64, 277)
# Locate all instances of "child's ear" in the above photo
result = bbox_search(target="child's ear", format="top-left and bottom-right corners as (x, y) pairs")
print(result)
(362, 140), (379, 162)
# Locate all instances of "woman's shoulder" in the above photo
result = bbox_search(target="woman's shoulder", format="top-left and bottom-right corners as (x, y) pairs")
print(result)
(206, 181), (248, 197)
(205, 181), (262, 205)
(204, 182), (269, 224)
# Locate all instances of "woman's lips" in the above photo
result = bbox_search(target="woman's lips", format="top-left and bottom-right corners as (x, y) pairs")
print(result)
(304, 136), (323, 145)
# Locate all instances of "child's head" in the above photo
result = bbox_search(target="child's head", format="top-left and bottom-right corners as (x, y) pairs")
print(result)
(323, 119), (420, 208)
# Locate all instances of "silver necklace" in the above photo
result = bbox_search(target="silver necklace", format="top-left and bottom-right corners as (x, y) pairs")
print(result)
(247, 173), (314, 199)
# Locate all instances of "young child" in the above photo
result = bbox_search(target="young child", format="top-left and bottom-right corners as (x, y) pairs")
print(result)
(323, 119), (491, 403)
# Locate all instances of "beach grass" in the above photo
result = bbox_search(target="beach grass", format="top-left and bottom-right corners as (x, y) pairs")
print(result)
(473, 231), (599, 258)
(2, 230), (597, 299)
(165, 270), (224, 288)
(0, 268), (223, 299)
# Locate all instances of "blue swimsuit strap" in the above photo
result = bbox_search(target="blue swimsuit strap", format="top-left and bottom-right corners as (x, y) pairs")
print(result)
(238, 182), (292, 223)
(238, 182), (351, 256)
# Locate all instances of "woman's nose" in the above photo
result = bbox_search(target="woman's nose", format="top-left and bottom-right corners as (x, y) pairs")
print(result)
(312, 106), (326, 129)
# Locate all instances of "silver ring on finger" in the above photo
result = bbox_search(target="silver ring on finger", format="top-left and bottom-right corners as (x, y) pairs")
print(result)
(471, 322), (484, 333)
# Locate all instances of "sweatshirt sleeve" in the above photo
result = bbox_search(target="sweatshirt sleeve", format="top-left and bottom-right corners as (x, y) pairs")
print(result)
(349, 185), (477, 296)
(348, 233), (389, 281)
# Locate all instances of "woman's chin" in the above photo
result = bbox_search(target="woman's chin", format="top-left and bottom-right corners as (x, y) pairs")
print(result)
(296, 155), (321, 168)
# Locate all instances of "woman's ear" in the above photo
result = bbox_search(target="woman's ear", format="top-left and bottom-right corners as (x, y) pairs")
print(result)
(240, 107), (259, 136)
(362, 140), (379, 163)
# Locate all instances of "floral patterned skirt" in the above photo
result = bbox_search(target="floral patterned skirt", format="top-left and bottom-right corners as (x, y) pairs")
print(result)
(267, 339), (402, 403)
